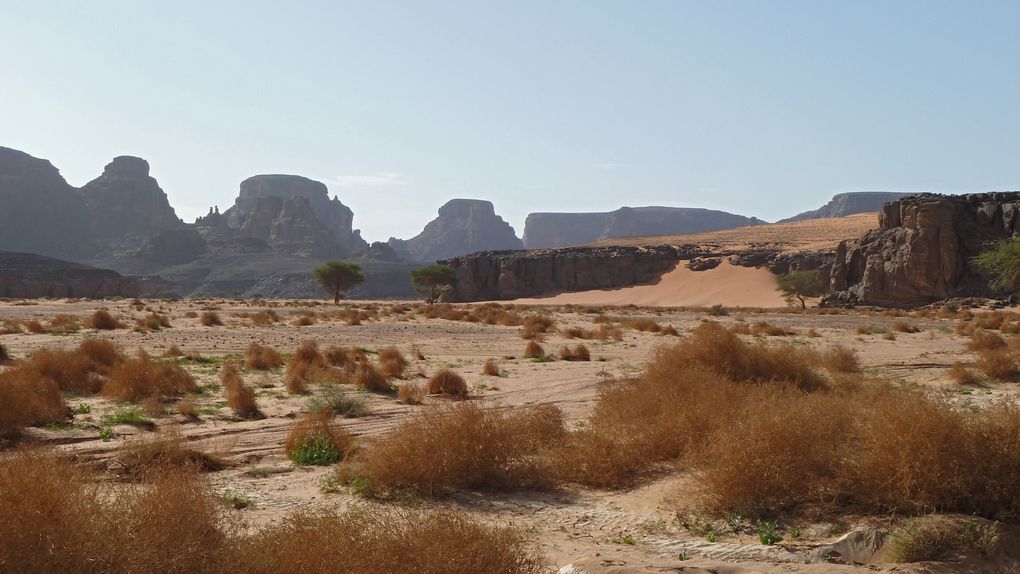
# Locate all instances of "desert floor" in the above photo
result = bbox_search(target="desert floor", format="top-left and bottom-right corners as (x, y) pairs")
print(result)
(1, 297), (1018, 573)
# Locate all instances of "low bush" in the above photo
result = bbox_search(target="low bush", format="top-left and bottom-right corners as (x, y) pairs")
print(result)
(482, 358), (501, 376)
(200, 312), (223, 327)
(427, 369), (468, 398)
(0, 369), (66, 435)
(353, 362), (392, 393)
(244, 343), (283, 370)
(86, 309), (123, 330)
(103, 351), (197, 402)
(888, 516), (1000, 562)
(17, 338), (122, 394)
(284, 411), (354, 466)
(378, 346), (407, 378)
(221, 363), (260, 419)
(523, 340), (545, 359)
(338, 403), (562, 497)
(116, 426), (226, 480)
(558, 344), (591, 362)
(308, 383), (367, 417)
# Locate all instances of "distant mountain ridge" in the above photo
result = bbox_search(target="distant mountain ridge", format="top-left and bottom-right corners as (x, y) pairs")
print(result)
(778, 192), (912, 223)
(522, 206), (765, 249)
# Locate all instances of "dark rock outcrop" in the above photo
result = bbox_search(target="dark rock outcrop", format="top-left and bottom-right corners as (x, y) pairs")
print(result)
(355, 241), (403, 262)
(79, 156), (184, 253)
(135, 228), (208, 265)
(779, 192), (911, 223)
(220, 175), (367, 256)
(442, 245), (833, 302)
(827, 192), (1020, 307)
(522, 206), (765, 249)
(0, 147), (92, 260)
(388, 199), (523, 262)
(0, 251), (138, 299)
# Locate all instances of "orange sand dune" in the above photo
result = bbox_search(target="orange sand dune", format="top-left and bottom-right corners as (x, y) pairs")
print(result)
(514, 261), (788, 308)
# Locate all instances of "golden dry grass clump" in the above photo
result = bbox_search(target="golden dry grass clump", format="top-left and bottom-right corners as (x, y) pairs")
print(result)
(293, 315), (315, 327)
(482, 358), (501, 376)
(397, 382), (426, 405)
(353, 362), (392, 393)
(284, 411), (355, 466)
(1, 446), (542, 573)
(523, 340), (545, 359)
(200, 311), (223, 327)
(24, 319), (45, 333)
(103, 351), (197, 402)
(285, 340), (325, 394)
(377, 346), (407, 378)
(244, 342), (283, 370)
(519, 314), (555, 340)
(750, 321), (796, 336)
(85, 309), (124, 330)
(595, 323), (623, 341)
(135, 311), (171, 331)
(0, 369), (66, 435)
(558, 344), (591, 361)
(16, 338), (123, 394)
(427, 369), (468, 398)
(339, 403), (563, 497)
(116, 426), (226, 480)
(221, 362), (261, 419)
(948, 362), (982, 386)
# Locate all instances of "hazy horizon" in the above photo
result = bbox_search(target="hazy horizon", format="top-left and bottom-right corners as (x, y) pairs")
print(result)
(2, 0), (1018, 242)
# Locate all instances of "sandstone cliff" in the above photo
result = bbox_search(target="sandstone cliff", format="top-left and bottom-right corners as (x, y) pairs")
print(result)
(522, 206), (764, 249)
(79, 156), (184, 253)
(779, 192), (910, 223)
(388, 199), (523, 262)
(0, 251), (139, 299)
(828, 192), (1020, 307)
(0, 147), (92, 260)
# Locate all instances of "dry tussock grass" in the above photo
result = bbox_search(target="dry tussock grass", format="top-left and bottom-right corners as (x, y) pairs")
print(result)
(750, 321), (796, 336)
(103, 351), (197, 402)
(0, 446), (541, 573)
(891, 321), (921, 333)
(116, 426), (226, 480)
(339, 403), (562, 497)
(948, 362), (982, 386)
(0, 369), (66, 435)
(378, 346), (407, 378)
(427, 369), (468, 398)
(221, 362), (260, 418)
(558, 344), (591, 361)
(482, 358), (501, 376)
(968, 329), (1007, 352)
(244, 342), (282, 370)
(523, 340), (545, 358)
(86, 309), (123, 330)
(353, 362), (392, 393)
(200, 311), (223, 326)
(284, 411), (355, 465)
(24, 319), (45, 334)
(595, 323), (623, 341)
(16, 338), (122, 394)
(285, 340), (325, 394)
(397, 382), (426, 404)
(135, 312), (171, 331)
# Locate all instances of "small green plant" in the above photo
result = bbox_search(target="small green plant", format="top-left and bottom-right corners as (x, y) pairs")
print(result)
(706, 531), (717, 543)
(307, 383), (367, 418)
(99, 426), (114, 441)
(74, 403), (91, 415)
(974, 237), (1020, 292)
(757, 520), (783, 545)
(102, 408), (150, 427)
(288, 436), (340, 466)
(707, 304), (729, 317)
(220, 489), (253, 509)
(244, 466), (270, 478)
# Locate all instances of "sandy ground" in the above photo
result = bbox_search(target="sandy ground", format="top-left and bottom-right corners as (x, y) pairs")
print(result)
(514, 262), (788, 308)
(1, 297), (1019, 573)
(590, 212), (878, 252)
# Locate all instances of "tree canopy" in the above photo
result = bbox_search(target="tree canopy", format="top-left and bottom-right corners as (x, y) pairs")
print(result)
(974, 238), (1020, 293)
(776, 269), (826, 309)
(313, 261), (365, 304)
(410, 264), (458, 304)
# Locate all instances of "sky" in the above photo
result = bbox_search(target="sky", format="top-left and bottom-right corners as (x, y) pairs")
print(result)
(2, 1), (1018, 243)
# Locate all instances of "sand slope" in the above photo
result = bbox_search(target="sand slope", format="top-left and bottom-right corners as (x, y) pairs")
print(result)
(514, 261), (788, 307)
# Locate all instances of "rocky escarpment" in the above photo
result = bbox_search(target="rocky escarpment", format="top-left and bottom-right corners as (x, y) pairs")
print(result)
(442, 245), (831, 302)
(0, 251), (139, 299)
(779, 192), (911, 223)
(522, 206), (764, 249)
(0, 147), (92, 260)
(827, 192), (1020, 307)
(79, 156), (184, 253)
(388, 199), (523, 262)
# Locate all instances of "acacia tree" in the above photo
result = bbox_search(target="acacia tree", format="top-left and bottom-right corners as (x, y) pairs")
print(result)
(777, 269), (826, 309)
(974, 238), (1020, 294)
(410, 264), (458, 304)
(313, 261), (365, 304)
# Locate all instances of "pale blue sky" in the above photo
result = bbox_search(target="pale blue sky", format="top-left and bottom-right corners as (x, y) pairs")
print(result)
(2, 1), (1017, 242)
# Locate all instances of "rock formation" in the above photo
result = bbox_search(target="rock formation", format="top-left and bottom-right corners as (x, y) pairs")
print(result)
(522, 206), (764, 249)
(79, 156), (184, 253)
(218, 175), (367, 255)
(779, 192), (910, 223)
(827, 192), (1020, 307)
(0, 251), (138, 299)
(388, 199), (523, 262)
(442, 245), (831, 302)
(0, 147), (92, 260)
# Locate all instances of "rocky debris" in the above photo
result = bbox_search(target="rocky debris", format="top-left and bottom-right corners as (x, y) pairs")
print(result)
(0, 251), (139, 299)
(779, 192), (910, 223)
(522, 206), (765, 249)
(220, 175), (367, 255)
(79, 156), (184, 253)
(0, 146), (93, 260)
(827, 192), (1020, 307)
(355, 241), (403, 262)
(687, 257), (721, 271)
(388, 199), (523, 262)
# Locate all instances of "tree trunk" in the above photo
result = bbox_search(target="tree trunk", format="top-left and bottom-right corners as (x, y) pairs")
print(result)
(334, 287), (341, 305)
